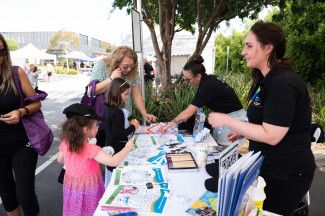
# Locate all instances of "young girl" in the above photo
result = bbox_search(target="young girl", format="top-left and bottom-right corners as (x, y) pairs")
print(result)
(57, 103), (134, 216)
(103, 78), (140, 186)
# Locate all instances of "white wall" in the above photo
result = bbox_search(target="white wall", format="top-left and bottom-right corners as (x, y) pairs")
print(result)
(171, 55), (189, 76)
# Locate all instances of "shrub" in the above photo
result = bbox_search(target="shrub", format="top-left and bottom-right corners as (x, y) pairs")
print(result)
(55, 66), (78, 75)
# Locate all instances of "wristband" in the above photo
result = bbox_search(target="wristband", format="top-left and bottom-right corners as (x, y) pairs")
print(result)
(17, 109), (23, 118)
(23, 107), (31, 116)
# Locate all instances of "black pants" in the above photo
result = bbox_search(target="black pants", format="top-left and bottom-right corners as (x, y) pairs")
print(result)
(0, 143), (39, 216)
(262, 169), (315, 215)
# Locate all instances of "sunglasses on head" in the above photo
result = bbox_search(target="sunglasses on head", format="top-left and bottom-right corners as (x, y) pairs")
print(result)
(0, 48), (7, 56)
(121, 64), (135, 70)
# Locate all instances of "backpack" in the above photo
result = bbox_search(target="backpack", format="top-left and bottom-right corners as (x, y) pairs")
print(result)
(80, 80), (105, 129)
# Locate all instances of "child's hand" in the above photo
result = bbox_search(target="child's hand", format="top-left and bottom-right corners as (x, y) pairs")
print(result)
(130, 119), (140, 129)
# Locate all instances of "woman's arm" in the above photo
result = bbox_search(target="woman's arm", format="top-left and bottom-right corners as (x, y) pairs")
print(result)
(159, 104), (198, 133)
(0, 67), (41, 124)
(132, 84), (157, 122)
(94, 140), (134, 167)
(94, 67), (122, 95)
(208, 112), (289, 145)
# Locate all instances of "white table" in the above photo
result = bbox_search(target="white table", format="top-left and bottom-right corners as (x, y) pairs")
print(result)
(94, 134), (218, 216)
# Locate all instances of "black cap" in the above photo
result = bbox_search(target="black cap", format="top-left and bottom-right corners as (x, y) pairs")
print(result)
(63, 103), (103, 120)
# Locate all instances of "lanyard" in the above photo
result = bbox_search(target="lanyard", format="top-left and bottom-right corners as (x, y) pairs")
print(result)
(248, 86), (260, 107)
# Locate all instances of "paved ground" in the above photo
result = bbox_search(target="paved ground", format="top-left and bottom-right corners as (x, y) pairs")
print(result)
(0, 74), (324, 215)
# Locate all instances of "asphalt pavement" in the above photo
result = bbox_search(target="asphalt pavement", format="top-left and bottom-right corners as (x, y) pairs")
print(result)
(0, 74), (324, 216)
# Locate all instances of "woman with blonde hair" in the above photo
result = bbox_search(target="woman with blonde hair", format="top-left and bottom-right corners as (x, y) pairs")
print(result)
(91, 46), (157, 122)
(0, 33), (41, 216)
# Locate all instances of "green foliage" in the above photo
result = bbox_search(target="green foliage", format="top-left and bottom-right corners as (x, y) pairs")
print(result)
(55, 66), (78, 75)
(309, 84), (325, 129)
(215, 31), (250, 75)
(272, 0), (325, 86)
(131, 83), (196, 122)
(6, 38), (19, 51)
(48, 30), (80, 52)
(215, 71), (252, 109)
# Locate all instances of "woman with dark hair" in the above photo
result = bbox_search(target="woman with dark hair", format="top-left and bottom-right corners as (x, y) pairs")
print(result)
(0, 34), (41, 215)
(103, 77), (140, 186)
(208, 21), (315, 214)
(159, 55), (245, 145)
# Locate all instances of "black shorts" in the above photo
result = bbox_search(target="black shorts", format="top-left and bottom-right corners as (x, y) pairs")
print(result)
(47, 72), (52, 76)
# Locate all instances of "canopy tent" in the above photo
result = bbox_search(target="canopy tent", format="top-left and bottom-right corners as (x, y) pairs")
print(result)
(63, 51), (93, 61)
(10, 43), (57, 66)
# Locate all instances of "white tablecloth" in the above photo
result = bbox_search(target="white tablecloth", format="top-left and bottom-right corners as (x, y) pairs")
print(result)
(94, 135), (217, 216)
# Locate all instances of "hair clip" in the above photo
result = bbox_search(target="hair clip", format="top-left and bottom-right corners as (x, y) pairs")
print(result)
(120, 81), (127, 87)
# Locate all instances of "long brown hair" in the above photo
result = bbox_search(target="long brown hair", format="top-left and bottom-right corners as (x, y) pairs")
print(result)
(60, 116), (96, 153)
(106, 78), (130, 108)
(0, 34), (17, 94)
(103, 46), (138, 80)
(247, 21), (292, 101)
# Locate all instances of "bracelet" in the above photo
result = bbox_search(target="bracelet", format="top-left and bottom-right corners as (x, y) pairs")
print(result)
(17, 109), (23, 118)
(23, 107), (31, 115)
(108, 77), (113, 81)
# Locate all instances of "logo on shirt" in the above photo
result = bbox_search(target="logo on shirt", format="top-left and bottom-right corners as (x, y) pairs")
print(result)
(253, 96), (261, 106)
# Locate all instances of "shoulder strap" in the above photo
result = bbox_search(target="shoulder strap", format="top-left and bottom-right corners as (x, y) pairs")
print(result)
(11, 66), (25, 106)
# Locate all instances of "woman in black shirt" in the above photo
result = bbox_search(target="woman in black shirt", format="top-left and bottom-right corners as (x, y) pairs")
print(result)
(208, 21), (315, 215)
(159, 56), (245, 145)
(0, 34), (41, 216)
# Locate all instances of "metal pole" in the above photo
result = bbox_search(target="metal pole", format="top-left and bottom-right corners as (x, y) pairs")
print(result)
(136, 0), (146, 125)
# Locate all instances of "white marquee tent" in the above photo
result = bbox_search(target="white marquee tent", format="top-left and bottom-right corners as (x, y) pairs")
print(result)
(63, 51), (93, 61)
(10, 43), (57, 66)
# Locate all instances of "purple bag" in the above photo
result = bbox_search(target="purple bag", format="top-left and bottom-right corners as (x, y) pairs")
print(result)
(12, 66), (53, 156)
(80, 80), (105, 129)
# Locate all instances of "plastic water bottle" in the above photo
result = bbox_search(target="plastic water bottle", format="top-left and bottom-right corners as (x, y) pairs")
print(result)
(251, 176), (266, 215)
(193, 108), (206, 137)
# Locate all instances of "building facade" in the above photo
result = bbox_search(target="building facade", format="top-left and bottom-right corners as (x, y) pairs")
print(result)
(1, 31), (107, 55)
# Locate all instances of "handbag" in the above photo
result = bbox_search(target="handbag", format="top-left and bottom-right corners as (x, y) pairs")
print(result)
(80, 80), (105, 129)
(12, 66), (53, 156)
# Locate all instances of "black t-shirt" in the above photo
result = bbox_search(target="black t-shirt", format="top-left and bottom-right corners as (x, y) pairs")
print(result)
(191, 75), (243, 113)
(0, 80), (27, 152)
(103, 105), (135, 171)
(247, 68), (315, 180)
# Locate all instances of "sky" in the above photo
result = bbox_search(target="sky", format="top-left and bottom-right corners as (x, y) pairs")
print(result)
(0, 0), (132, 44)
(0, 0), (273, 45)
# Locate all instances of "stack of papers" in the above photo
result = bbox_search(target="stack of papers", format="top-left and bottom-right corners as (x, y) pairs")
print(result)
(217, 151), (264, 216)
(99, 166), (170, 214)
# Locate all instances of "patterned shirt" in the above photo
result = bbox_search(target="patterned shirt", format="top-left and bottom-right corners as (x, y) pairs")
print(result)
(91, 61), (141, 113)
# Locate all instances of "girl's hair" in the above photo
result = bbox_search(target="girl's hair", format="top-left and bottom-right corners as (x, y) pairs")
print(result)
(30, 64), (37, 72)
(0, 34), (17, 94)
(247, 21), (292, 101)
(106, 77), (131, 108)
(60, 116), (96, 153)
(104, 46), (138, 80)
(183, 55), (206, 78)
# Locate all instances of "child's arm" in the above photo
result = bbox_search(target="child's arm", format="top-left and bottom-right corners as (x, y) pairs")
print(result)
(57, 151), (64, 164)
(93, 139), (134, 167)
